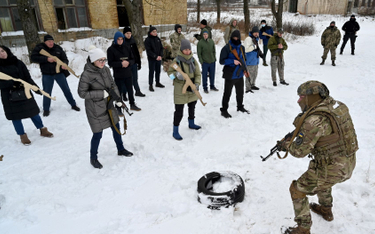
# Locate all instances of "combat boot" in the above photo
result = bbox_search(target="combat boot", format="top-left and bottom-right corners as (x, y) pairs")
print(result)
(220, 108), (232, 118)
(284, 225), (310, 234)
(310, 203), (334, 221)
(40, 127), (53, 137)
(332, 60), (336, 66)
(320, 59), (325, 65)
(20, 133), (31, 145)
(340, 48), (343, 54)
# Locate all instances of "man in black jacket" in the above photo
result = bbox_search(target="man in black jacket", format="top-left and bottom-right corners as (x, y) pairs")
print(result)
(107, 31), (141, 111)
(144, 25), (164, 92)
(340, 15), (360, 55)
(31, 34), (80, 117)
(123, 27), (145, 97)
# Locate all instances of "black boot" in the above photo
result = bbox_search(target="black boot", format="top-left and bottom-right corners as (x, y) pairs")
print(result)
(273, 81), (277, 86)
(220, 108), (232, 118)
(135, 92), (146, 97)
(237, 106), (250, 114)
(351, 50), (355, 55)
(118, 149), (133, 157)
(149, 85), (154, 92)
(340, 48), (343, 55)
(332, 60), (336, 66)
(280, 80), (289, 85)
(320, 59), (325, 65)
(130, 104), (141, 111)
(155, 83), (165, 88)
(90, 159), (103, 169)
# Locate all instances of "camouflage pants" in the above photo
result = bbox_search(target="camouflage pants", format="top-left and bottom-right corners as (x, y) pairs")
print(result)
(322, 46), (337, 61)
(270, 55), (285, 82)
(245, 65), (258, 91)
(291, 155), (356, 229)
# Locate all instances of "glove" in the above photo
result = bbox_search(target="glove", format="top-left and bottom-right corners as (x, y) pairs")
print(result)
(137, 63), (141, 70)
(103, 90), (109, 99)
(194, 34), (199, 39)
(195, 83), (199, 91)
(35, 90), (43, 95)
(176, 72), (184, 81)
(277, 140), (287, 152)
(322, 44), (325, 47)
(284, 131), (293, 141)
(115, 102), (123, 107)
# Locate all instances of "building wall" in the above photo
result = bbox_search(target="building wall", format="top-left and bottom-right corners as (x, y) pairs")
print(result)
(296, 0), (349, 15)
(86, 0), (118, 29)
(142, 0), (187, 26)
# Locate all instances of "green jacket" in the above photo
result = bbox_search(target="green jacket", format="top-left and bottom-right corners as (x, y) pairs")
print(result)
(196, 26), (212, 41)
(268, 34), (288, 57)
(170, 31), (185, 58)
(197, 37), (216, 64)
(321, 26), (341, 48)
(167, 51), (201, 105)
(224, 18), (239, 44)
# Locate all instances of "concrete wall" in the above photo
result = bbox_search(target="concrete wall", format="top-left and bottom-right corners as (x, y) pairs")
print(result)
(142, 0), (187, 26)
(296, 0), (349, 15)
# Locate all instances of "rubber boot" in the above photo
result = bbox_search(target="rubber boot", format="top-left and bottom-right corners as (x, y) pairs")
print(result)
(188, 119), (201, 130)
(173, 125), (183, 140)
(320, 59), (325, 65)
(20, 133), (31, 145)
(310, 203), (334, 221)
(40, 127), (53, 137)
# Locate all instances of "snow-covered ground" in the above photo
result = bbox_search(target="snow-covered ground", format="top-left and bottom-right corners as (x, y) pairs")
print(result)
(0, 12), (374, 234)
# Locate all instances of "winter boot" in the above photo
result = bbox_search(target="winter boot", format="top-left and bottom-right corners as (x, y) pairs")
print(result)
(237, 106), (250, 114)
(280, 80), (289, 85)
(251, 85), (260, 90)
(332, 60), (336, 66)
(90, 159), (103, 169)
(130, 104), (141, 111)
(210, 87), (219, 91)
(149, 85), (154, 92)
(310, 203), (334, 221)
(20, 133), (31, 145)
(173, 125), (183, 140)
(273, 81), (277, 86)
(284, 225), (310, 234)
(118, 149), (134, 157)
(204, 89), (209, 94)
(320, 59), (325, 65)
(340, 48), (343, 55)
(135, 92), (146, 97)
(220, 108), (232, 118)
(71, 105), (80, 111)
(263, 61), (268, 66)
(43, 110), (50, 117)
(351, 50), (355, 55)
(188, 119), (201, 130)
(155, 83), (165, 88)
(40, 127), (54, 137)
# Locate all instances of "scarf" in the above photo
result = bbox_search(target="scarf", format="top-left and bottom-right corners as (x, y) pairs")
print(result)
(177, 55), (195, 73)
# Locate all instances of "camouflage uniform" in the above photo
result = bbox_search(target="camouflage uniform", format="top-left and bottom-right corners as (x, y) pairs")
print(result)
(224, 19), (239, 44)
(162, 40), (173, 72)
(321, 26), (341, 61)
(170, 31), (185, 59)
(268, 34), (288, 82)
(284, 81), (358, 231)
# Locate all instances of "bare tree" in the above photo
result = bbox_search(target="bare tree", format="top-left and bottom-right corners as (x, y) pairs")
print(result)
(197, 0), (201, 23)
(270, 0), (283, 29)
(16, 0), (40, 58)
(123, 0), (145, 50)
(216, 0), (222, 24)
(244, 0), (250, 35)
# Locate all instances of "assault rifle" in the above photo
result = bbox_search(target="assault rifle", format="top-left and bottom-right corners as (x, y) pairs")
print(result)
(171, 62), (207, 106)
(231, 48), (253, 93)
(260, 131), (294, 161)
(39, 49), (79, 78)
(0, 72), (56, 101)
(107, 87), (133, 116)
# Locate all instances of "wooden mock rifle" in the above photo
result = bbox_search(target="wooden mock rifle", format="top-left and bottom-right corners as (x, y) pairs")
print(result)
(0, 72), (56, 101)
(171, 62), (207, 106)
(39, 49), (79, 78)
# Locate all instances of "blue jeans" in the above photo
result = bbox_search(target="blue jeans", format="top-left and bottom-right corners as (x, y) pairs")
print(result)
(90, 123), (125, 160)
(148, 59), (161, 85)
(201, 62), (216, 90)
(42, 73), (76, 111)
(12, 114), (44, 135)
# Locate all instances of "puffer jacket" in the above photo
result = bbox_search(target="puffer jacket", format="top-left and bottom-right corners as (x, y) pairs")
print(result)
(243, 32), (261, 66)
(78, 58), (120, 133)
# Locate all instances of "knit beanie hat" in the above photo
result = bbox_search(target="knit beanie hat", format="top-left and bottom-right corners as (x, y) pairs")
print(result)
(251, 26), (259, 33)
(88, 45), (106, 62)
(330, 21), (336, 25)
(200, 19), (207, 25)
(175, 24), (182, 32)
(202, 29), (209, 35)
(231, 30), (241, 40)
(149, 25), (157, 34)
(44, 34), (54, 42)
(180, 39), (191, 51)
(123, 26), (132, 34)
(114, 31), (124, 45)
(261, 20), (266, 24)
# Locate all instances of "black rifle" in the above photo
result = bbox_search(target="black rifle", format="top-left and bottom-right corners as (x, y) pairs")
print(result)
(260, 131), (294, 162)
(107, 87), (133, 116)
(231, 48), (254, 93)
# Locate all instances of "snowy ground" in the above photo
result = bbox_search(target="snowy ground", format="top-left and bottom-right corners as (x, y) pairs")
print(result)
(0, 12), (375, 234)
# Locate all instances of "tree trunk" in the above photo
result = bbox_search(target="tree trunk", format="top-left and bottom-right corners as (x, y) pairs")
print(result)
(16, 0), (40, 60)
(197, 0), (200, 23)
(216, 0), (221, 24)
(124, 0), (145, 51)
(244, 0), (250, 35)
(270, 0), (283, 30)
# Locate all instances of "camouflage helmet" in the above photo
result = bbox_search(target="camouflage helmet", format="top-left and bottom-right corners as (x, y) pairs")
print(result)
(297, 80), (330, 98)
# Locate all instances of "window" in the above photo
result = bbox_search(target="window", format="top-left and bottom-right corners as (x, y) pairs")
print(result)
(54, 0), (89, 29)
(117, 0), (130, 27)
(0, 0), (42, 33)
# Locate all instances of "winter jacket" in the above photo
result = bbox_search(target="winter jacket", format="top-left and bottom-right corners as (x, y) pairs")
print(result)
(224, 19), (239, 44)
(197, 36), (216, 64)
(31, 42), (69, 76)
(78, 58), (120, 133)
(243, 33), (261, 66)
(219, 40), (246, 80)
(196, 26), (213, 41)
(124, 36), (141, 69)
(107, 42), (134, 79)
(342, 19), (360, 34)
(0, 55), (40, 120)
(268, 35), (288, 57)
(144, 32), (163, 60)
(321, 26), (341, 48)
(167, 51), (201, 105)
(259, 25), (274, 45)
(169, 31), (185, 58)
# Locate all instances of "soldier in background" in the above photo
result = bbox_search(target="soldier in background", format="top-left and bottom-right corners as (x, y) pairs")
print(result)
(161, 38), (173, 72)
(223, 18), (239, 44)
(194, 19), (212, 41)
(278, 81), (358, 234)
(170, 24), (185, 59)
(320, 21), (341, 66)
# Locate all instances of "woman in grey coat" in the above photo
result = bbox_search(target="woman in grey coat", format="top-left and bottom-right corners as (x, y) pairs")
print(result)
(78, 46), (133, 169)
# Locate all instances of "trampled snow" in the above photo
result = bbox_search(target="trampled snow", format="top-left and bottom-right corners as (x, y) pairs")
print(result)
(0, 12), (374, 234)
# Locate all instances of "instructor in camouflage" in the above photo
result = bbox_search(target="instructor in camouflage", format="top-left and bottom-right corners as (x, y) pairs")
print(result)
(279, 81), (358, 234)
(170, 24), (185, 59)
(267, 28), (289, 86)
(320, 21), (341, 66)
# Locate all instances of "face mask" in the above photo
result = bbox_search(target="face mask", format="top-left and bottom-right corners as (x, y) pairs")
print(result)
(231, 38), (241, 45)
(261, 24), (266, 27)
(330, 25), (334, 28)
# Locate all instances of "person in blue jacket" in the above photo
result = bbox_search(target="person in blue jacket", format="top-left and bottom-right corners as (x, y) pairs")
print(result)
(219, 30), (250, 118)
(259, 20), (274, 66)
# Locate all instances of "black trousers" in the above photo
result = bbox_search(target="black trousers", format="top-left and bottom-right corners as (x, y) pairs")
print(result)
(173, 101), (197, 126)
(148, 59), (161, 85)
(115, 77), (134, 105)
(221, 77), (244, 110)
(341, 33), (356, 52)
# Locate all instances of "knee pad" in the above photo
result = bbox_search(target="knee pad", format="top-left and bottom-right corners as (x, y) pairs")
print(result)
(289, 180), (306, 200)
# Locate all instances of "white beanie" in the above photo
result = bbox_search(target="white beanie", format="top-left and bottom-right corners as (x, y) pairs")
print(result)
(88, 45), (106, 62)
